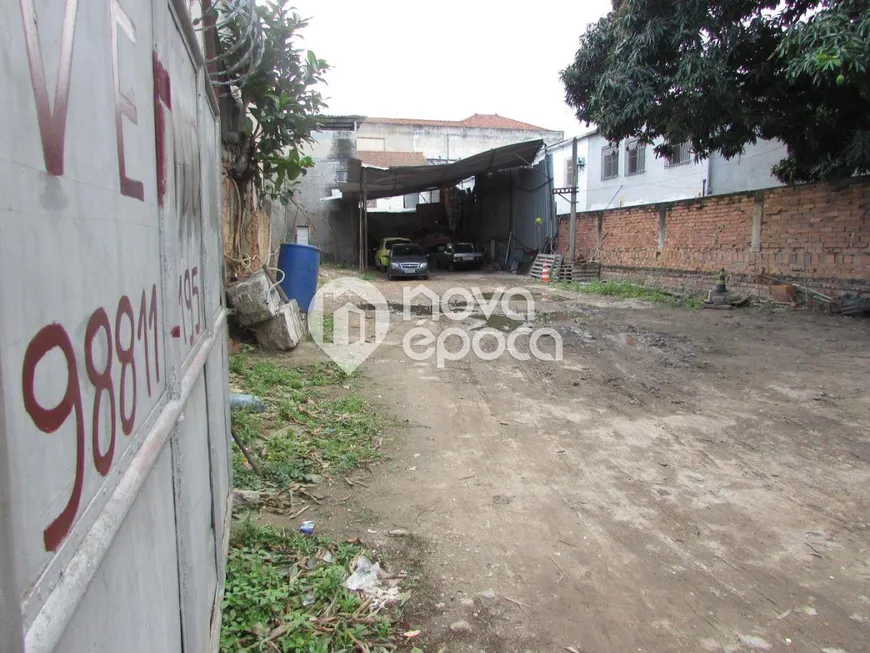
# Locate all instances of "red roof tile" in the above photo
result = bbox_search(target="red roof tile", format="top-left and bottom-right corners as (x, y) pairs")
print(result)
(459, 114), (549, 130)
(362, 113), (552, 132)
(357, 150), (429, 167)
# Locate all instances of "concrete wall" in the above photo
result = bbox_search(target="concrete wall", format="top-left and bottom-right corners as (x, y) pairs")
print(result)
(357, 122), (563, 163)
(2, 1), (231, 651)
(289, 129), (359, 263)
(710, 139), (788, 195)
(550, 138), (590, 216)
(557, 180), (870, 296)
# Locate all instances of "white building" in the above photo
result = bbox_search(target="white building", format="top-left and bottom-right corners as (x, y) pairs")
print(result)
(356, 114), (563, 164)
(549, 129), (787, 213)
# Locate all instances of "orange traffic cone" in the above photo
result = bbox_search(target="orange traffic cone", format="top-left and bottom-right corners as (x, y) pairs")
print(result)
(541, 263), (551, 283)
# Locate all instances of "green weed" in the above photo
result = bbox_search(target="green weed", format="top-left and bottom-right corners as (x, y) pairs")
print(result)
(231, 357), (347, 398)
(221, 521), (398, 652)
(229, 357), (388, 489)
(554, 279), (702, 309)
(225, 356), (402, 652)
(321, 315), (335, 343)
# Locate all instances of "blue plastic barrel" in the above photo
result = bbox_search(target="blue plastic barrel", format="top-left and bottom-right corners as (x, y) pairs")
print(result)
(277, 243), (320, 312)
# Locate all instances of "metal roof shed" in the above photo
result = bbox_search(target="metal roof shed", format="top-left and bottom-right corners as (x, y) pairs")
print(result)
(339, 140), (545, 270)
(341, 139), (544, 199)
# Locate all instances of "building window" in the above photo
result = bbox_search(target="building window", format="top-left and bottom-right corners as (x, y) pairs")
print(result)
(666, 142), (692, 167)
(625, 140), (645, 176)
(601, 144), (619, 181)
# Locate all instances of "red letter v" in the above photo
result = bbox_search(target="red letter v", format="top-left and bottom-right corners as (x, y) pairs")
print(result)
(19, 0), (80, 176)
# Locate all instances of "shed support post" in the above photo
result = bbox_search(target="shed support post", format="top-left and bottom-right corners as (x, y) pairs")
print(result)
(569, 137), (578, 263)
(361, 168), (368, 272)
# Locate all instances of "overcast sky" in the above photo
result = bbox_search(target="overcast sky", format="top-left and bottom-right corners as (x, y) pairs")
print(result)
(287, 0), (612, 137)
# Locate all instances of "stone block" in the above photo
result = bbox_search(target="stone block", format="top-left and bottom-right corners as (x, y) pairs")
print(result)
(254, 300), (307, 350)
(226, 270), (282, 327)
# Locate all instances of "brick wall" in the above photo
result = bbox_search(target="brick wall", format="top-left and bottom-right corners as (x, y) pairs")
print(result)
(557, 180), (870, 295)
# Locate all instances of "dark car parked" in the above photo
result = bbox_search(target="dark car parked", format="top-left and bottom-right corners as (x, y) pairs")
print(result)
(436, 242), (484, 270)
(387, 243), (430, 280)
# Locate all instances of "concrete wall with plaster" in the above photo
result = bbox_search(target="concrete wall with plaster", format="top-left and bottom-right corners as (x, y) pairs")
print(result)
(550, 138), (590, 216)
(357, 122), (563, 163)
(710, 139), (788, 196)
(584, 133), (709, 211)
(1, 2), (231, 650)
(290, 128), (359, 263)
(578, 133), (787, 212)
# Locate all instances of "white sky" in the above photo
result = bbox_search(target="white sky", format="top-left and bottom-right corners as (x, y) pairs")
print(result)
(288, 0), (612, 137)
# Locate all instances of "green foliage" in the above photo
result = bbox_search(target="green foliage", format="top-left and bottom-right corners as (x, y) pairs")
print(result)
(554, 280), (702, 308)
(221, 522), (397, 652)
(224, 356), (402, 650)
(561, 0), (870, 183)
(228, 356), (389, 489)
(231, 357), (346, 398)
(222, 1), (329, 203)
(321, 315), (335, 343)
(779, 0), (870, 89)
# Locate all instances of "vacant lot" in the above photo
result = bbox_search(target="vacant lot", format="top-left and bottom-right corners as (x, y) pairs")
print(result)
(264, 270), (870, 652)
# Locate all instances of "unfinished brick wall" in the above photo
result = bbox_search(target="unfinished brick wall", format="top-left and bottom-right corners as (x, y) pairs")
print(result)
(557, 180), (870, 295)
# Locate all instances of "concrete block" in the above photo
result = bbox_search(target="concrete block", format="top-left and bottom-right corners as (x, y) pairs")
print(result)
(227, 270), (281, 327)
(254, 300), (307, 351)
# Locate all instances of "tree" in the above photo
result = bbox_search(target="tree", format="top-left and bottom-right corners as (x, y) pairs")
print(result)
(220, 1), (329, 203)
(561, 0), (870, 183)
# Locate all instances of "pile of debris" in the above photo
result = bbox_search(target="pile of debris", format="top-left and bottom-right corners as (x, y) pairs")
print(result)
(762, 274), (870, 317)
(226, 269), (307, 350)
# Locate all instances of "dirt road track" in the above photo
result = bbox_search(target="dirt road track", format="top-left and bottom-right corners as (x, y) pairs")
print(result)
(302, 272), (870, 652)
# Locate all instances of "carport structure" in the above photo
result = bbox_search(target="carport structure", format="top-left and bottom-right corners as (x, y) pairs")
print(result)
(338, 140), (555, 270)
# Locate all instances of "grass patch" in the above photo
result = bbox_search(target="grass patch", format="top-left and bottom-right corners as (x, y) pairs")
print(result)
(225, 355), (403, 652)
(221, 521), (399, 652)
(321, 315), (335, 343)
(229, 355), (390, 490)
(231, 358), (346, 398)
(555, 279), (702, 309)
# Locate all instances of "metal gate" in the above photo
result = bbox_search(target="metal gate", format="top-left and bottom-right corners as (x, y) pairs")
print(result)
(1, 1), (232, 651)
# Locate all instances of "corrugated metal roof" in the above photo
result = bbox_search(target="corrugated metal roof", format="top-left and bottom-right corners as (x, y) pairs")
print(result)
(342, 139), (545, 200)
(357, 151), (428, 167)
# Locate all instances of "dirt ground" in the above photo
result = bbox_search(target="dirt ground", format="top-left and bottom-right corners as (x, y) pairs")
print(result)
(284, 269), (870, 653)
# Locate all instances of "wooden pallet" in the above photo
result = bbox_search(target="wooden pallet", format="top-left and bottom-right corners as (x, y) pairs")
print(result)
(528, 254), (563, 280)
(557, 262), (601, 282)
